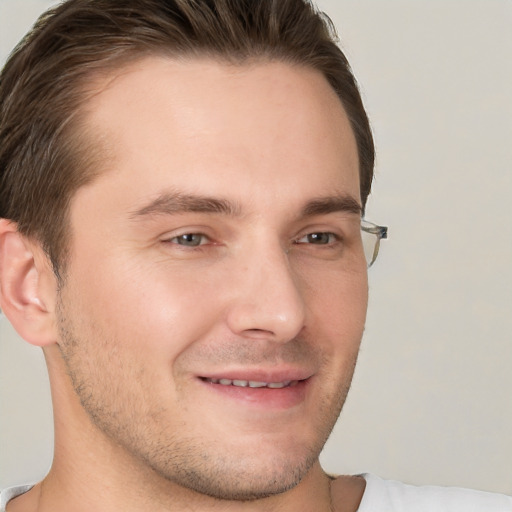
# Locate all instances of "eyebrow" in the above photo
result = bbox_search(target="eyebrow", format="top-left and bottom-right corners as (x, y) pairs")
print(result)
(300, 195), (362, 217)
(130, 191), (361, 220)
(130, 192), (242, 219)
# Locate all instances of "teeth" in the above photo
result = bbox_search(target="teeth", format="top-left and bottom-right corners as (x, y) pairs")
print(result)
(268, 381), (289, 389)
(205, 378), (298, 388)
(248, 381), (267, 388)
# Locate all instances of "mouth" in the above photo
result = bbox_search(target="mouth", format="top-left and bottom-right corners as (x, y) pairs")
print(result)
(201, 377), (300, 389)
(197, 373), (311, 409)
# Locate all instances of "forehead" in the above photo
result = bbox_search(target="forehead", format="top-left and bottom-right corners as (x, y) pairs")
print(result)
(77, 57), (360, 215)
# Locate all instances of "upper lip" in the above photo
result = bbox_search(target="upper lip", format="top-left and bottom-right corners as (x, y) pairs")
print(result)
(198, 368), (314, 383)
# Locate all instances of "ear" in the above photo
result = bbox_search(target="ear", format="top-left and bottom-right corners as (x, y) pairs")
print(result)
(0, 219), (58, 347)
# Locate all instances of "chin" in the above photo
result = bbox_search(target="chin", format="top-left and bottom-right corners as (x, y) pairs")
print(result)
(154, 450), (318, 502)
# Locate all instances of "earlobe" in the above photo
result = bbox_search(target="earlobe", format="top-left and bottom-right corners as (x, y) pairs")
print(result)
(0, 219), (58, 347)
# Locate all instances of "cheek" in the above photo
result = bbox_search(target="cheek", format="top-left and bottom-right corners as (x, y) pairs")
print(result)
(307, 268), (368, 352)
(68, 254), (227, 359)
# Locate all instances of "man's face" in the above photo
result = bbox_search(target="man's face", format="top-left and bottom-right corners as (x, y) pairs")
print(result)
(56, 57), (368, 500)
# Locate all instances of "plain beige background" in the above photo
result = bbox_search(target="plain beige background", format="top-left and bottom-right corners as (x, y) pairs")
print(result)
(1, 0), (511, 495)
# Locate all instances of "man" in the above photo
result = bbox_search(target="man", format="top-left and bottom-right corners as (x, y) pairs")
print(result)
(0, 1), (510, 510)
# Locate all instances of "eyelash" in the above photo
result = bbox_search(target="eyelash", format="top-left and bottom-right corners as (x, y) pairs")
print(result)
(294, 232), (340, 246)
(165, 231), (341, 249)
(167, 233), (211, 247)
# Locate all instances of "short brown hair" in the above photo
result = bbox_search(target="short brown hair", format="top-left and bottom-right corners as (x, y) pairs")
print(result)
(0, 0), (374, 274)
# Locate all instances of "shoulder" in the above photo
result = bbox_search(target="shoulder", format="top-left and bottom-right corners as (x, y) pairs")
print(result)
(0, 485), (34, 512)
(357, 474), (512, 512)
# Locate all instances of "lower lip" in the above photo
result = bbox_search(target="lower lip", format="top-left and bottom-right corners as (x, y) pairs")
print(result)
(198, 378), (309, 409)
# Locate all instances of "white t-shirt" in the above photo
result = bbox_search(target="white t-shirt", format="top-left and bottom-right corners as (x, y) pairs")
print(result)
(358, 473), (512, 511)
(2, 474), (512, 511)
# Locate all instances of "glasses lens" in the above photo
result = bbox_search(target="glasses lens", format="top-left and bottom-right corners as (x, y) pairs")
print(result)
(361, 221), (387, 267)
(361, 229), (379, 267)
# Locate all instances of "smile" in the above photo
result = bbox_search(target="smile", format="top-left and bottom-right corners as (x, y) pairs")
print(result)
(202, 378), (300, 389)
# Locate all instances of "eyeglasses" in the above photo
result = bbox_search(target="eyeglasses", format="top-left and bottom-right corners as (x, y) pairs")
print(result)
(361, 220), (388, 267)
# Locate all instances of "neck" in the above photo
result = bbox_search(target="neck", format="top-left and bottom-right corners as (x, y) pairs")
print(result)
(8, 468), (366, 512)
(16, 463), (336, 512)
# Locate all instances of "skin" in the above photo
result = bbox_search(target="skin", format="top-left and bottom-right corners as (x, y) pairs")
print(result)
(1, 58), (368, 511)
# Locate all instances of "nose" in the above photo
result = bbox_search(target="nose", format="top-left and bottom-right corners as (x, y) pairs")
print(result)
(225, 244), (306, 343)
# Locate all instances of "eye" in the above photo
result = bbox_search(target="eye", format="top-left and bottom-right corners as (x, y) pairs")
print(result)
(296, 232), (338, 245)
(168, 233), (209, 247)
